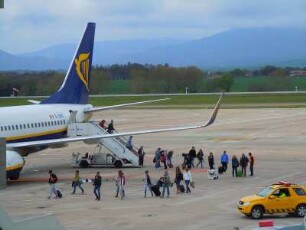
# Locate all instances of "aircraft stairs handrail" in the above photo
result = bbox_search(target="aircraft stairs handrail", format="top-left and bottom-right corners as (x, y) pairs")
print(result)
(88, 121), (139, 166)
(90, 121), (140, 156)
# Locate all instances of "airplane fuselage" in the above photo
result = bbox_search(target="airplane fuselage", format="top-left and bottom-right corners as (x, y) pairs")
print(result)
(0, 103), (93, 150)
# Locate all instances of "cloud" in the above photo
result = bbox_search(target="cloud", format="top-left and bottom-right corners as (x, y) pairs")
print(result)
(0, 0), (305, 53)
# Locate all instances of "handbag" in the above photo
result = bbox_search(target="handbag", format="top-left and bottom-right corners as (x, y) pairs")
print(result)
(190, 181), (195, 188)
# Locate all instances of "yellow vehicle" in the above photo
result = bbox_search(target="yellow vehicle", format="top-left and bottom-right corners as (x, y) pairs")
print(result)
(238, 181), (306, 219)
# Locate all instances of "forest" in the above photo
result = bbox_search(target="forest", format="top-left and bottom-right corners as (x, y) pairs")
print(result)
(0, 64), (306, 96)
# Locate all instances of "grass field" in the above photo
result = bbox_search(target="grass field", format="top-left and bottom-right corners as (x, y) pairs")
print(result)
(232, 77), (306, 92)
(1, 93), (306, 108)
(106, 78), (306, 93)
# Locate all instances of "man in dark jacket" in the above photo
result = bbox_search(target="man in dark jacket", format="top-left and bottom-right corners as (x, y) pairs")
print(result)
(189, 147), (197, 168)
(93, 172), (102, 200)
(240, 153), (249, 177)
(138, 146), (145, 166)
(107, 120), (115, 134)
(208, 152), (215, 170)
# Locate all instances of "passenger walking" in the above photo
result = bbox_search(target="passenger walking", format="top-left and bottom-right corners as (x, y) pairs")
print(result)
(144, 170), (153, 198)
(248, 152), (255, 176)
(138, 146), (145, 166)
(48, 170), (58, 199)
(71, 170), (84, 194)
(126, 136), (133, 150)
(93, 172), (102, 201)
(118, 170), (126, 199)
(196, 149), (204, 168)
(231, 155), (239, 177)
(208, 152), (215, 170)
(161, 170), (171, 198)
(183, 167), (192, 194)
(154, 147), (161, 168)
(167, 150), (173, 165)
(239, 153), (249, 177)
(174, 166), (184, 194)
(161, 150), (167, 169)
(189, 147), (197, 168)
(115, 174), (120, 198)
(107, 119), (115, 134)
(220, 150), (229, 172)
(99, 119), (106, 129)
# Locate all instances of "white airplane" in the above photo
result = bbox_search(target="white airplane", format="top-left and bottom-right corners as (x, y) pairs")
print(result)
(1, 22), (223, 180)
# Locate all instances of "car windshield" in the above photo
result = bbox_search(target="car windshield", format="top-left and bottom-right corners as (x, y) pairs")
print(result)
(257, 187), (274, 197)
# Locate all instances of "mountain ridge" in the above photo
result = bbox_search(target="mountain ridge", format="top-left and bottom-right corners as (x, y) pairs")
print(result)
(0, 28), (305, 71)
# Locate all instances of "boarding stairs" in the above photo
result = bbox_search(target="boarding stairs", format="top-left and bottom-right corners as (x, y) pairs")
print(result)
(67, 121), (139, 166)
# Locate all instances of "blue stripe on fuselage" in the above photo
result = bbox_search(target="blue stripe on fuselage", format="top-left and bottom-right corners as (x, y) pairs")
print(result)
(7, 131), (67, 144)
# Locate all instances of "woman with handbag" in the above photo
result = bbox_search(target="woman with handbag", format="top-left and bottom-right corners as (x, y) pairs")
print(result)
(183, 167), (192, 194)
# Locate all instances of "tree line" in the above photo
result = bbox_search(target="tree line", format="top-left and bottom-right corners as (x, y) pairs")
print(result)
(0, 64), (305, 96)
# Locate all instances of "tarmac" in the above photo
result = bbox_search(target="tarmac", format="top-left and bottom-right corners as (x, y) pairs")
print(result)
(1, 108), (306, 230)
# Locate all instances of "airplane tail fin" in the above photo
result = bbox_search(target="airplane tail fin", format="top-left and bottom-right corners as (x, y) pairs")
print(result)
(41, 22), (96, 104)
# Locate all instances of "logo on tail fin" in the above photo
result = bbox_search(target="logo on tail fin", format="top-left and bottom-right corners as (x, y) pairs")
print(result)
(74, 52), (90, 91)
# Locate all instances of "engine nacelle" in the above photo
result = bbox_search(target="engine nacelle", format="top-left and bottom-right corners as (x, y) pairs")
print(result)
(6, 150), (25, 180)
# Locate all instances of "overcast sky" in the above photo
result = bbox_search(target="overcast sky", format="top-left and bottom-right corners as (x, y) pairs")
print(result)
(0, 0), (305, 54)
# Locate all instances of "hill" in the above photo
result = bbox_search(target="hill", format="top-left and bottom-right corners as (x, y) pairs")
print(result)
(0, 28), (305, 71)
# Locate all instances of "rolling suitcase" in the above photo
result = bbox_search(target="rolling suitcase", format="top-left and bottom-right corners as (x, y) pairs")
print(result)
(236, 169), (243, 177)
(56, 190), (63, 198)
(151, 185), (161, 196)
(180, 184), (185, 193)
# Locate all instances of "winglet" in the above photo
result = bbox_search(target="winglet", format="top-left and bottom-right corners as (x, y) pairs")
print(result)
(203, 92), (224, 127)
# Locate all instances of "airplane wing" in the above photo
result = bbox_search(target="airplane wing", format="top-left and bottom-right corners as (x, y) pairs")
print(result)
(84, 98), (170, 113)
(7, 93), (223, 149)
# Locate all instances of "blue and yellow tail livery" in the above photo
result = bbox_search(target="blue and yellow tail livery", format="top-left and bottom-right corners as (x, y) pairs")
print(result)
(41, 22), (96, 104)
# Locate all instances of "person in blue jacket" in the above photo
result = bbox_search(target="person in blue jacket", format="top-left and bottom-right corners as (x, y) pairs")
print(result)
(220, 150), (229, 172)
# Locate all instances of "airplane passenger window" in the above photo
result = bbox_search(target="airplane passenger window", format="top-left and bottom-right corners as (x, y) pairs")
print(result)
(27, 124), (30, 128)
(51, 121), (54, 126)
(8, 126), (11, 131)
(44, 122), (48, 126)
(23, 124), (26, 129)
(4, 126), (7, 131)
(48, 122), (51, 126)
(41, 122), (44, 127)
(15, 125), (18, 130)
(19, 124), (22, 129)
(38, 123), (41, 127)
(1, 127), (3, 131)
(31, 124), (34, 128)
(35, 123), (37, 128)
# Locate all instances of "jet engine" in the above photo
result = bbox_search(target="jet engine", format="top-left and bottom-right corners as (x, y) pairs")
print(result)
(6, 150), (25, 180)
